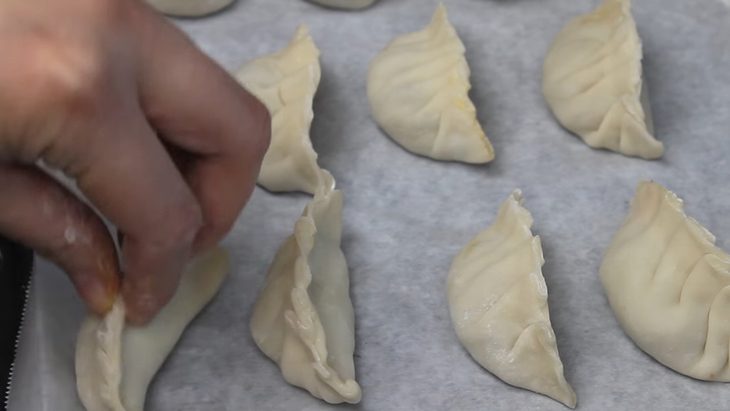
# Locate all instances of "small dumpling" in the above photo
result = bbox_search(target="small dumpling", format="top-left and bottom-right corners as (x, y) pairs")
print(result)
(447, 191), (576, 408)
(305, 0), (377, 10)
(236, 26), (323, 194)
(250, 171), (361, 404)
(367, 4), (495, 164)
(75, 248), (229, 411)
(542, 0), (663, 160)
(600, 182), (730, 381)
(146, 0), (235, 17)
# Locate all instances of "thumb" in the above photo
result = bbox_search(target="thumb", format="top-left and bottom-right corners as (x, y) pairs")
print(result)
(0, 164), (119, 314)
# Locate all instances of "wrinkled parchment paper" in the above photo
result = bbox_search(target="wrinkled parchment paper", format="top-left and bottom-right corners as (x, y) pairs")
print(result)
(8, 0), (730, 409)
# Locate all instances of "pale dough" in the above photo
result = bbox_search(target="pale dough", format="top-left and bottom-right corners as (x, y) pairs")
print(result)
(75, 248), (229, 411)
(601, 182), (730, 381)
(448, 191), (576, 408)
(542, 0), (663, 159)
(236, 26), (324, 194)
(250, 171), (361, 404)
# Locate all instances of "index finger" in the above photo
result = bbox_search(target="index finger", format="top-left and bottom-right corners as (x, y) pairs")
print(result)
(135, 6), (271, 251)
(64, 101), (202, 324)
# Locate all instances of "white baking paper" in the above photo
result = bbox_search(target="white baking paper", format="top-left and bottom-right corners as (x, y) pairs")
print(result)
(7, 0), (730, 409)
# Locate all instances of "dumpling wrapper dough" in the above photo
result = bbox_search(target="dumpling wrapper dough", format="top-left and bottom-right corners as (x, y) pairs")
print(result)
(146, 0), (235, 17)
(306, 0), (377, 10)
(75, 248), (229, 411)
(542, 0), (663, 160)
(236, 26), (323, 195)
(367, 4), (495, 164)
(250, 171), (361, 404)
(448, 191), (576, 408)
(601, 182), (730, 381)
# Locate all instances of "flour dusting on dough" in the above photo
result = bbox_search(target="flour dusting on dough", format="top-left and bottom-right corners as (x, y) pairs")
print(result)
(64, 226), (77, 244)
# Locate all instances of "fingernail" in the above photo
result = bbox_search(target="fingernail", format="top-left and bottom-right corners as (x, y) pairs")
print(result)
(121, 285), (158, 326)
(86, 276), (117, 315)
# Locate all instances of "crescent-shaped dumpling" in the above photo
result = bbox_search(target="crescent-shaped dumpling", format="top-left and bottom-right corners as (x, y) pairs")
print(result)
(542, 0), (663, 160)
(367, 4), (495, 164)
(601, 182), (730, 381)
(236, 26), (323, 194)
(146, 0), (235, 17)
(447, 191), (576, 408)
(75, 248), (229, 411)
(250, 171), (361, 404)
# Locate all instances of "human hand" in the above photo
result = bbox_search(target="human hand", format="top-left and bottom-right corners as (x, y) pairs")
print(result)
(0, 0), (270, 324)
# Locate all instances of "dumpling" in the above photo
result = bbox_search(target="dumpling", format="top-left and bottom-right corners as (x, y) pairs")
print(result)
(250, 171), (361, 404)
(600, 182), (730, 381)
(542, 0), (663, 160)
(235, 26), (323, 194)
(146, 0), (235, 17)
(447, 191), (576, 408)
(306, 0), (377, 10)
(75, 248), (229, 411)
(367, 4), (495, 164)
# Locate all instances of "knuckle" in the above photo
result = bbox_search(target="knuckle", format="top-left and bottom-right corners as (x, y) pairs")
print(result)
(0, 37), (106, 160)
(38, 54), (103, 114)
(14, 36), (107, 122)
(34, 69), (102, 167)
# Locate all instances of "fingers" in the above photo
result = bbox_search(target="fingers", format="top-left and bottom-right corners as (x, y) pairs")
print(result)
(133, 7), (271, 251)
(179, 140), (265, 251)
(0, 0), (264, 325)
(1, 2), (268, 325)
(62, 102), (203, 325)
(0, 164), (119, 315)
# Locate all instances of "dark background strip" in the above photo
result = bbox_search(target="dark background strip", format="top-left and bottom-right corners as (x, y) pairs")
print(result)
(0, 236), (33, 411)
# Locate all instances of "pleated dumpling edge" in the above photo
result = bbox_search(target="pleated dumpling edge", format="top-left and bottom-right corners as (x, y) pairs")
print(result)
(250, 170), (361, 404)
(75, 248), (230, 411)
(236, 25), (323, 194)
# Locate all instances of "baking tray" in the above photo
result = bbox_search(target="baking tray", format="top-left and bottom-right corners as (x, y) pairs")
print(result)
(7, 0), (730, 409)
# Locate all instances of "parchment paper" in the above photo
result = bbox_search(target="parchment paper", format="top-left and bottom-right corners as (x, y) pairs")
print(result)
(7, 0), (730, 410)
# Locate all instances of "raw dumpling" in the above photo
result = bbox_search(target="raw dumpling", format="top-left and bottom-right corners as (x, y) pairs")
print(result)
(367, 5), (495, 164)
(250, 171), (361, 404)
(542, 0), (663, 160)
(235, 26), (323, 195)
(306, 0), (377, 10)
(600, 182), (730, 380)
(146, 0), (235, 17)
(75, 248), (229, 411)
(447, 191), (576, 408)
